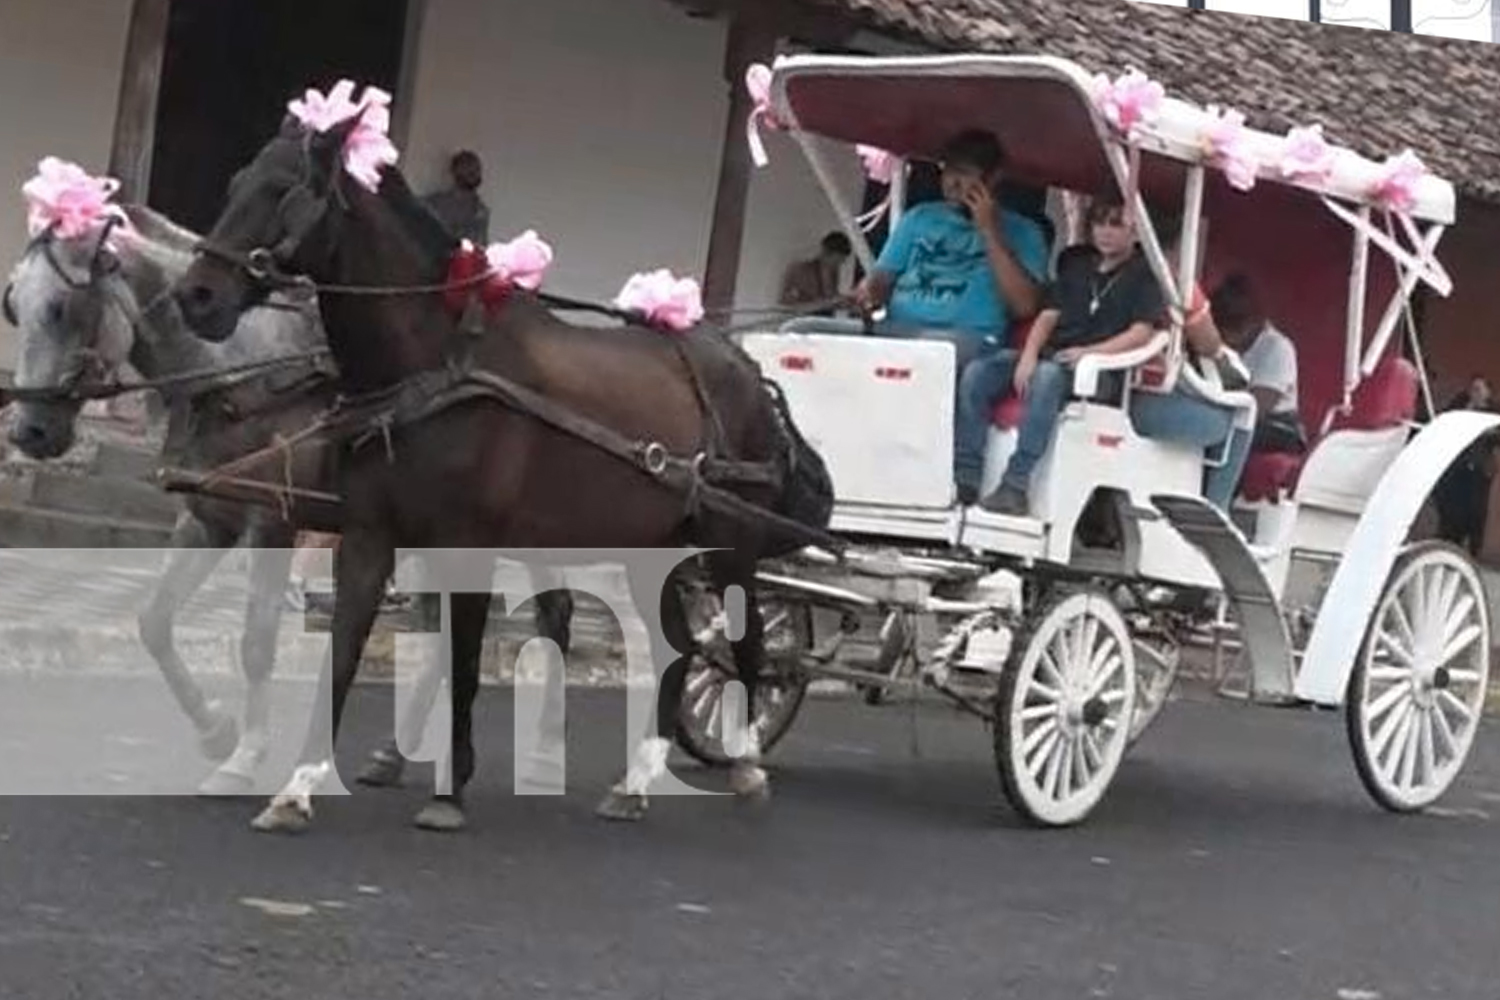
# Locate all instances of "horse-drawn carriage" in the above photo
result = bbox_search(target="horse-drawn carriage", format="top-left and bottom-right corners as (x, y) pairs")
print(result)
(5, 52), (1495, 832)
(672, 52), (1499, 826)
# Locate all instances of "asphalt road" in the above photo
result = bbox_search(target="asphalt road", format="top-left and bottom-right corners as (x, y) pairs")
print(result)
(3, 679), (1500, 1000)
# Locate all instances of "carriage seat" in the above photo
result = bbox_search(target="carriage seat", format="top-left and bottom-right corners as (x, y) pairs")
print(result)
(1237, 355), (1419, 504)
(986, 319), (1172, 431)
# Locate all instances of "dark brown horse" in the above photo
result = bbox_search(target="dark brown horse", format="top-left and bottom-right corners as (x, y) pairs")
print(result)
(170, 111), (834, 833)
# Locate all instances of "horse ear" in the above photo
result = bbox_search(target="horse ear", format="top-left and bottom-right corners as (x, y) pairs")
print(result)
(2, 284), (17, 328)
(308, 115), (364, 179)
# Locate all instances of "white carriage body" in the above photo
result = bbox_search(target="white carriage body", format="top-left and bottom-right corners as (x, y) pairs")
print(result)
(721, 50), (1497, 826)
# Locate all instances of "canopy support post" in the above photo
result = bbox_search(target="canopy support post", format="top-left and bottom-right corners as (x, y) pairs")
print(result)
(1343, 208), (1373, 414)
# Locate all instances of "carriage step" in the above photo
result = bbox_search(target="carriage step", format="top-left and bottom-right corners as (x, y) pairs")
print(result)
(28, 470), (182, 527)
(0, 503), (175, 549)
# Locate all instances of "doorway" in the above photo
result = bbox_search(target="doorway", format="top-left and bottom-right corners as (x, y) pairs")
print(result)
(147, 0), (410, 234)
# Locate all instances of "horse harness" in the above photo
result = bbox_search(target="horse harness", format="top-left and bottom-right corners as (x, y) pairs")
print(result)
(308, 331), (842, 553)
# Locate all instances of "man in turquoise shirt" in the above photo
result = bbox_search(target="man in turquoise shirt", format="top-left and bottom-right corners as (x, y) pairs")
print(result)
(851, 129), (1050, 372)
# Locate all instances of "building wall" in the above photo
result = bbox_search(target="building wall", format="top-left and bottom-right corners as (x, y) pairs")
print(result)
(399, 0), (865, 317)
(0, 0), (134, 370)
(1414, 198), (1500, 562)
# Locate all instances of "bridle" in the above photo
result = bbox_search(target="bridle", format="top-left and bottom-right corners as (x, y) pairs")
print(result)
(1, 218), (324, 407)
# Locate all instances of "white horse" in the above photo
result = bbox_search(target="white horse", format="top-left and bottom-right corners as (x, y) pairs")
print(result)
(4, 203), (575, 800)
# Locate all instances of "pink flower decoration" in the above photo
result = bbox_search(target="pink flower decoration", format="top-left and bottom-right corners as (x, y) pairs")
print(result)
(1369, 149), (1428, 214)
(1278, 124), (1337, 186)
(287, 79), (400, 193)
(615, 269), (704, 333)
(856, 145), (898, 185)
(1089, 68), (1165, 141)
(746, 62), (785, 168)
(484, 230), (554, 291)
(21, 157), (129, 241)
(1200, 106), (1259, 191)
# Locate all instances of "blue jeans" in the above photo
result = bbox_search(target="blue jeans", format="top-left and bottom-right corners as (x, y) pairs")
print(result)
(1129, 388), (1252, 510)
(955, 350), (1074, 494)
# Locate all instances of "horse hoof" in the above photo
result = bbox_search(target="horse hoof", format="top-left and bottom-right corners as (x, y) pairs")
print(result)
(355, 751), (405, 788)
(595, 789), (648, 822)
(414, 801), (466, 832)
(197, 768), (255, 798)
(251, 799), (311, 834)
(728, 764), (771, 802)
(198, 708), (240, 763)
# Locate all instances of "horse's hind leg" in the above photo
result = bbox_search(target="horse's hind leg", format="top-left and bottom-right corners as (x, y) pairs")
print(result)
(137, 511), (240, 761)
(199, 530), (294, 796)
(712, 557), (770, 802)
(517, 568), (573, 791)
(596, 563), (695, 822)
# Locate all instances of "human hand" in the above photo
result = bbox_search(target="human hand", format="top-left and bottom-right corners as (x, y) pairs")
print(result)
(962, 181), (1000, 237)
(1055, 346), (1088, 365)
(1013, 352), (1038, 396)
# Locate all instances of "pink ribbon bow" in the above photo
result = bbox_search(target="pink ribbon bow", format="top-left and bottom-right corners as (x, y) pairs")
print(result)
(485, 230), (554, 292)
(1368, 149), (1427, 215)
(615, 269), (704, 332)
(287, 79), (400, 193)
(746, 63), (785, 168)
(21, 157), (129, 241)
(1200, 106), (1259, 191)
(1278, 124), (1337, 187)
(1088, 68), (1165, 142)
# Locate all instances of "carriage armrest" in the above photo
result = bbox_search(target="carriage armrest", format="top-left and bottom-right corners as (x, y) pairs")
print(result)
(1073, 331), (1170, 400)
(1177, 357), (1258, 432)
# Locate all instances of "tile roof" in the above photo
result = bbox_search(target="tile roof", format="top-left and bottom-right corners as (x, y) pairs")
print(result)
(791, 0), (1500, 205)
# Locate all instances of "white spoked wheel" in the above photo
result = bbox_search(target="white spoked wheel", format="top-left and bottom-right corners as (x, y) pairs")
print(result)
(674, 588), (812, 768)
(1128, 632), (1180, 747)
(995, 587), (1137, 827)
(1347, 540), (1491, 813)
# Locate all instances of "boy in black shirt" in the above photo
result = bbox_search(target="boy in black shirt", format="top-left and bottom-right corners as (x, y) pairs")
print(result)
(954, 194), (1167, 516)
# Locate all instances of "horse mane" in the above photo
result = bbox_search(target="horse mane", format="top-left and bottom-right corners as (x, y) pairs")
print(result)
(373, 166), (460, 276)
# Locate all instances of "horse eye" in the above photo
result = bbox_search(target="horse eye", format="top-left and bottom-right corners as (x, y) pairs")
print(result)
(46, 300), (65, 325)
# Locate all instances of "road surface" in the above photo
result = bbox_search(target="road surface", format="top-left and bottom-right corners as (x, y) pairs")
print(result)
(2, 677), (1500, 999)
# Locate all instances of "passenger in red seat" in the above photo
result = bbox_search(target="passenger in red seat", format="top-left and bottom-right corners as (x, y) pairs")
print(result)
(1214, 273), (1305, 455)
(1127, 213), (1254, 511)
(955, 193), (1167, 515)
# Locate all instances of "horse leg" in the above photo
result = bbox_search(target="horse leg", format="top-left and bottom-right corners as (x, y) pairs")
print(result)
(198, 531), (294, 796)
(251, 529), (393, 833)
(356, 590), (442, 788)
(595, 563), (695, 822)
(414, 589), (491, 832)
(517, 568), (573, 791)
(712, 556), (771, 802)
(137, 511), (240, 761)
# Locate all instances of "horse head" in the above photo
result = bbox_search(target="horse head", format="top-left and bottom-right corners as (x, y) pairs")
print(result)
(4, 218), (138, 459)
(174, 84), (455, 389)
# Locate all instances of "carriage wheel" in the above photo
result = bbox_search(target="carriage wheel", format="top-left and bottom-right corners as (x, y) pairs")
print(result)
(1128, 631), (1180, 747)
(674, 589), (812, 768)
(994, 587), (1137, 827)
(1347, 541), (1491, 812)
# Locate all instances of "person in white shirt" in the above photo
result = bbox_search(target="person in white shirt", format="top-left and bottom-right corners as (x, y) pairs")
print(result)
(1212, 273), (1305, 453)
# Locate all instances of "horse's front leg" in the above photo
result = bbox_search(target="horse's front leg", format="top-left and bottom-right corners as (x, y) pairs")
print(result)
(413, 590), (491, 832)
(356, 590), (442, 788)
(137, 510), (240, 761)
(199, 529), (295, 796)
(252, 529), (393, 833)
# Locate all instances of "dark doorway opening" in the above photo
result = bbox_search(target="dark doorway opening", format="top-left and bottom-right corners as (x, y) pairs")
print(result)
(148, 0), (409, 234)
